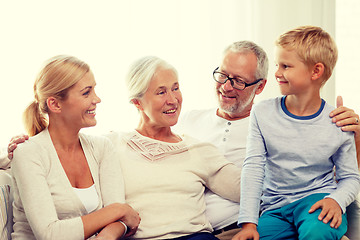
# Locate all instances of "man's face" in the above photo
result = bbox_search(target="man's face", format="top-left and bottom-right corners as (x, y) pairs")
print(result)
(216, 51), (265, 120)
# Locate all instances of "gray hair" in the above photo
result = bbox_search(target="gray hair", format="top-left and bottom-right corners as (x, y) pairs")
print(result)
(126, 56), (178, 102)
(224, 41), (269, 80)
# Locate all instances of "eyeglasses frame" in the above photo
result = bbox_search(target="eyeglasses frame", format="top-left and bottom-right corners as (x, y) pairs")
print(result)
(213, 67), (263, 90)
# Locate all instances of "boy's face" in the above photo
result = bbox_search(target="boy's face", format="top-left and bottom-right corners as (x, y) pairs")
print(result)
(274, 46), (313, 96)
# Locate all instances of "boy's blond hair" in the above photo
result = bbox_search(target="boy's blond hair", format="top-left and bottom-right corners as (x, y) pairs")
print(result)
(276, 25), (338, 83)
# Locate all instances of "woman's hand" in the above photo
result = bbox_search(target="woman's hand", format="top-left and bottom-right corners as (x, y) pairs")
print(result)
(117, 203), (141, 237)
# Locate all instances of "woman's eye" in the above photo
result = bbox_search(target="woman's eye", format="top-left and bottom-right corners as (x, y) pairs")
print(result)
(158, 91), (165, 95)
(83, 91), (90, 96)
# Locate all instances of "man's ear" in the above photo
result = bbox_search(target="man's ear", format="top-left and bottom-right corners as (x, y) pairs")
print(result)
(255, 79), (267, 95)
(311, 63), (325, 81)
(46, 97), (61, 113)
(131, 99), (143, 111)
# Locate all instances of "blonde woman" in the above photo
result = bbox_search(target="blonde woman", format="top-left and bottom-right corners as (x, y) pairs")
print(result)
(11, 55), (140, 240)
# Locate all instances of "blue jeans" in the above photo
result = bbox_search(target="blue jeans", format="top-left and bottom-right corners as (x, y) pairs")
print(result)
(258, 193), (347, 240)
(169, 232), (219, 240)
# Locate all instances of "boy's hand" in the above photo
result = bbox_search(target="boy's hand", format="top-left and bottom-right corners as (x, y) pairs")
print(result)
(232, 223), (259, 240)
(308, 198), (342, 228)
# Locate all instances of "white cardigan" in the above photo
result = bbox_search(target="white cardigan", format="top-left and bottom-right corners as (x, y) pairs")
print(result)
(11, 128), (125, 240)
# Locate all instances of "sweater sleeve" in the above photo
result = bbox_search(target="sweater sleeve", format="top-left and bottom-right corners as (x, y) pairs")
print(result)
(191, 140), (241, 203)
(12, 141), (84, 240)
(98, 137), (126, 205)
(238, 107), (266, 226)
(326, 132), (360, 213)
(0, 148), (11, 170)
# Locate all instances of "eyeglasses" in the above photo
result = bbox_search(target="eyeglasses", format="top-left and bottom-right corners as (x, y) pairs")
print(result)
(213, 67), (263, 90)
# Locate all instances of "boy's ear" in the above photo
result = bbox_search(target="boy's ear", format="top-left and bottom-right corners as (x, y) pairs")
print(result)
(46, 97), (62, 113)
(131, 99), (143, 111)
(311, 63), (325, 81)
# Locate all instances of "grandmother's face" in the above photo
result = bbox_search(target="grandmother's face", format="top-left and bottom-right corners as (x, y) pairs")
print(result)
(138, 68), (182, 128)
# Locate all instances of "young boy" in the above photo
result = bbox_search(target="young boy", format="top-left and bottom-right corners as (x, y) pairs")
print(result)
(233, 26), (360, 240)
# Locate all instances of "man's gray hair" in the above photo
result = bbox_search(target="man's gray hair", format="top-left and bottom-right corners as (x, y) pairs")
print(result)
(224, 41), (269, 80)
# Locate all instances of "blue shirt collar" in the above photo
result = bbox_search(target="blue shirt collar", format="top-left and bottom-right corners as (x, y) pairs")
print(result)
(281, 96), (325, 120)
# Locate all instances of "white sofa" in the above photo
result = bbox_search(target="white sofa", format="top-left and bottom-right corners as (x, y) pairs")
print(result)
(0, 170), (12, 240)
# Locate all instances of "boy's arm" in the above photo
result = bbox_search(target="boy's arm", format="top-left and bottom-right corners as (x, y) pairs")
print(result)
(232, 223), (259, 240)
(330, 96), (360, 169)
(326, 132), (360, 213)
(238, 109), (266, 226)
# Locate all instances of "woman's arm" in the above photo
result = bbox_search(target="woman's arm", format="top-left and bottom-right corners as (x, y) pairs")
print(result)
(95, 221), (126, 240)
(94, 136), (140, 238)
(81, 203), (135, 238)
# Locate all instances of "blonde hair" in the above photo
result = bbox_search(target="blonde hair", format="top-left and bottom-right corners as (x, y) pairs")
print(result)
(276, 25), (338, 83)
(126, 56), (177, 102)
(23, 55), (90, 136)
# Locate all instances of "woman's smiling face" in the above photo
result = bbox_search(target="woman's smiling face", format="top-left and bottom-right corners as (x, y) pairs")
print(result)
(137, 67), (182, 129)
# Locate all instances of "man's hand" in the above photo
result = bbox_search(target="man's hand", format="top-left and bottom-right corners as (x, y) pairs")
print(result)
(308, 198), (342, 229)
(232, 223), (259, 240)
(330, 96), (359, 136)
(7, 134), (29, 160)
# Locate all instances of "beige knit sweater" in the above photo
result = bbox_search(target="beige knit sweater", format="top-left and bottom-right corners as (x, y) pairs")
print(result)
(107, 130), (241, 240)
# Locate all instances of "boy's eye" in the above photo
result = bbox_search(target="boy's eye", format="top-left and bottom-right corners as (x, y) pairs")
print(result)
(158, 91), (165, 95)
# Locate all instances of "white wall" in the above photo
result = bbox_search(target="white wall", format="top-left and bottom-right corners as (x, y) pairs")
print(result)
(2, 0), (358, 148)
(336, 0), (360, 113)
(0, 0), (252, 146)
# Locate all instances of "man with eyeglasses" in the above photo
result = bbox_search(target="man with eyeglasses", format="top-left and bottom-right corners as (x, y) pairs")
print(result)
(175, 41), (267, 240)
(175, 40), (360, 240)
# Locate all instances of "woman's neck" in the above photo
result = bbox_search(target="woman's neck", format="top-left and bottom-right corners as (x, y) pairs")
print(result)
(136, 123), (181, 143)
(48, 123), (80, 152)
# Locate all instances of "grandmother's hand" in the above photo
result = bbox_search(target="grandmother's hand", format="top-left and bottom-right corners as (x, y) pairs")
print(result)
(119, 203), (141, 237)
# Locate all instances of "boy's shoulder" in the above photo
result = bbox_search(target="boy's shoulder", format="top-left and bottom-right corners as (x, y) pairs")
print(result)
(253, 96), (282, 111)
